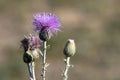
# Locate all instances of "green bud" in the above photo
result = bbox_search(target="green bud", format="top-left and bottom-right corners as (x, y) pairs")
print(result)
(23, 50), (34, 63)
(64, 39), (76, 57)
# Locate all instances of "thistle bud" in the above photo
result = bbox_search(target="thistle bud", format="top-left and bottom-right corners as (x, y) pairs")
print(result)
(23, 50), (34, 63)
(39, 27), (50, 41)
(63, 39), (76, 57)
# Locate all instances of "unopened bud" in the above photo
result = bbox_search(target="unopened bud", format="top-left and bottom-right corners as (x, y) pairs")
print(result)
(63, 39), (76, 57)
(23, 50), (34, 63)
(39, 27), (50, 41)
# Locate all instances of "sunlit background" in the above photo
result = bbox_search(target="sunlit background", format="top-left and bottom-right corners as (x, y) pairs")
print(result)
(0, 0), (120, 80)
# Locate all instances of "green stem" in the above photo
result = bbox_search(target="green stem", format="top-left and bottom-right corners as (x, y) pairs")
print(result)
(63, 57), (71, 80)
(27, 63), (34, 80)
(32, 62), (36, 80)
(42, 41), (47, 80)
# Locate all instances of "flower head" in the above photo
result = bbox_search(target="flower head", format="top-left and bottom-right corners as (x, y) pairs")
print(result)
(33, 12), (61, 41)
(21, 34), (43, 60)
(28, 34), (42, 50)
(21, 34), (42, 51)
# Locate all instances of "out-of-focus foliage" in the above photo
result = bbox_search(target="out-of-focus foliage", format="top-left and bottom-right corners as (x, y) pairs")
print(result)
(0, 0), (120, 80)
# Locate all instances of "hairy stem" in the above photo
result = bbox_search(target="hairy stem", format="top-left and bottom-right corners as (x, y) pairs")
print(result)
(41, 41), (47, 80)
(27, 63), (34, 80)
(32, 62), (36, 80)
(63, 57), (71, 80)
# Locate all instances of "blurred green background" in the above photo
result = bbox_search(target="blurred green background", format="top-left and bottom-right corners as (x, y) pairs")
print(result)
(0, 0), (120, 80)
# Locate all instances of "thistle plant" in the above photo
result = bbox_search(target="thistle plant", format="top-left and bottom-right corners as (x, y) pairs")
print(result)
(33, 12), (61, 80)
(20, 12), (76, 80)
(63, 39), (76, 80)
(21, 34), (42, 80)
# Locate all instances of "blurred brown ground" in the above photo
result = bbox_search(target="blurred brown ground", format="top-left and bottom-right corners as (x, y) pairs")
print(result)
(0, 0), (120, 80)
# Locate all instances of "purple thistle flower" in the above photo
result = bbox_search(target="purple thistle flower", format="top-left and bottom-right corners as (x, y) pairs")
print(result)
(21, 38), (29, 52)
(21, 34), (43, 63)
(21, 34), (42, 51)
(28, 34), (42, 50)
(33, 12), (61, 41)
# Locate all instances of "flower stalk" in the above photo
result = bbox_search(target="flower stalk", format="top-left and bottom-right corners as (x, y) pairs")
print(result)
(41, 41), (47, 80)
(63, 57), (71, 80)
(31, 62), (36, 80)
(27, 63), (34, 80)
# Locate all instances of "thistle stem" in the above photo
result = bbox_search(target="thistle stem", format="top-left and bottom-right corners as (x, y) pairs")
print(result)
(27, 62), (36, 80)
(42, 41), (47, 80)
(31, 62), (36, 80)
(63, 57), (71, 80)
(27, 63), (34, 80)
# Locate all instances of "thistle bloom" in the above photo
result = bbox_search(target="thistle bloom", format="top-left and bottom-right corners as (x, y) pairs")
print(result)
(33, 12), (61, 41)
(21, 34), (42, 51)
(21, 34), (43, 62)
(28, 34), (42, 50)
